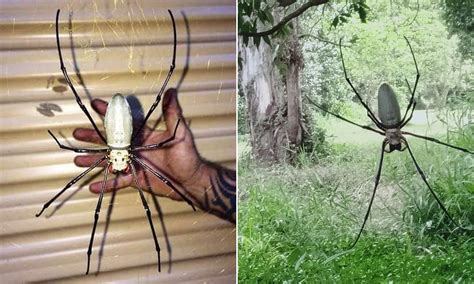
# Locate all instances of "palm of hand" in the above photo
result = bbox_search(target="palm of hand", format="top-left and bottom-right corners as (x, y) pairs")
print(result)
(134, 121), (202, 198)
(73, 89), (201, 201)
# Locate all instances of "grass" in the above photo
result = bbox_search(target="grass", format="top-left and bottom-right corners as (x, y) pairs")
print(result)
(238, 110), (474, 282)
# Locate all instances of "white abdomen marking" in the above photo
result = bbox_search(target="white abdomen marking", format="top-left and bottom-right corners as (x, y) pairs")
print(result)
(105, 94), (133, 172)
(105, 94), (133, 149)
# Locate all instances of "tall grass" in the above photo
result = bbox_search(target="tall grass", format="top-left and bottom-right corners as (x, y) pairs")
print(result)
(238, 126), (474, 282)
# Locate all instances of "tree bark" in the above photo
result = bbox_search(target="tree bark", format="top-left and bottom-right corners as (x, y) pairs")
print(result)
(240, 17), (303, 164)
(285, 19), (303, 152)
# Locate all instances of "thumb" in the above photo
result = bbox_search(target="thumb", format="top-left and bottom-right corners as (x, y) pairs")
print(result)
(162, 88), (185, 133)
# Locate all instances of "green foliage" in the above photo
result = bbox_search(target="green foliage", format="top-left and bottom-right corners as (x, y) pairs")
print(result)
(302, 0), (472, 113)
(238, 0), (369, 48)
(331, 0), (369, 28)
(238, 0), (276, 48)
(297, 122), (332, 165)
(441, 0), (473, 60)
(385, 134), (473, 232)
(399, 123), (474, 235)
(239, 125), (474, 282)
(239, 1), (474, 281)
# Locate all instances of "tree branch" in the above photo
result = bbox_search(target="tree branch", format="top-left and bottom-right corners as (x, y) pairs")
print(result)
(239, 0), (329, 37)
(299, 34), (350, 47)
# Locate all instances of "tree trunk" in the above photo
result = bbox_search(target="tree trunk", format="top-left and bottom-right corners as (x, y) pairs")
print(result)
(240, 17), (303, 164)
(285, 19), (303, 152)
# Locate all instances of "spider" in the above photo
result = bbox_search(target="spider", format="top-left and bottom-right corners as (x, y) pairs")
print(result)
(306, 36), (473, 249)
(35, 9), (196, 274)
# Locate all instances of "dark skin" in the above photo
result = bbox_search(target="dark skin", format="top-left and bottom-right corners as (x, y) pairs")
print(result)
(73, 89), (236, 223)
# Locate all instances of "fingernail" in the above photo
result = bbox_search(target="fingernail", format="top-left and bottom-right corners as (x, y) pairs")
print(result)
(91, 100), (100, 111)
(73, 156), (81, 166)
(72, 128), (81, 139)
(89, 184), (100, 194)
(91, 99), (107, 113)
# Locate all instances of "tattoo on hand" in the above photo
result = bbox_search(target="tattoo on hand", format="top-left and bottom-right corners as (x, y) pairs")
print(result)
(203, 167), (236, 223)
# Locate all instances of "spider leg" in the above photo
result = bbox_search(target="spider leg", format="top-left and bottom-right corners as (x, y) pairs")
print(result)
(305, 95), (385, 136)
(400, 100), (416, 128)
(96, 174), (118, 275)
(400, 78), (415, 125)
(36, 156), (107, 217)
(130, 154), (196, 211)
(133, 10), (177, 141)
(55, 10), (107, 144)
(349, 139), (387, 249)
(129, 161), (162, 272)
(339, 39), (385, 130)
(366, 111), (384, 130)
(132, 119), (180, 151)
(401, 131), (473, 154)
(86, 162), (110, 275)
(400, 36), (420, 125)
(403, 139), (461, 228)
(48, 130), (108, 153)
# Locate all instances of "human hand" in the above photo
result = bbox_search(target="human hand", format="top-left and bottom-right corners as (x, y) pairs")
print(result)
(73, 88), (203, 202)
(73, 88), (236, 222)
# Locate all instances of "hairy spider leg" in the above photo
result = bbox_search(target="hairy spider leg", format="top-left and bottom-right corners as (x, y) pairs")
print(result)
(402, 131), (473, 154)
(133, 10), (177, 141)
(130, 162), (162, 272)
(130, 154), (196, 211)
(132, 119), (181, 151)
(48, 130), (109, 153)
(36, 129), (108, 217)
(339, 39), (385, 130)
(86, 162), (110, 275)
(400, 36), (420, 125)
(305, 95), (385, 136)
(36, 156), (107, 217)
(403, 139), (462, 227)
(349, 140), (387, 249)
(400, 102), (416, 129)
(55, 9), (107, 144)
(399, 78), (417, 128)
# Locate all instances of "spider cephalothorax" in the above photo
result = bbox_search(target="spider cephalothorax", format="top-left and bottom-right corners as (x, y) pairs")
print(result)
(385, 130), (404, 153)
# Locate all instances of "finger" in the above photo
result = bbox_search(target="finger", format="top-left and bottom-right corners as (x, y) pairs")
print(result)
(162, 88), (187, 137)
(74, 154), (108, 167)
(89, 174), (133, 193)
(73, 128), (106, 144)
(142, 170), (184, 201)
(91, 98), (108, 117)
(162, 88), (183, 123)
(151, 182), (183, 201)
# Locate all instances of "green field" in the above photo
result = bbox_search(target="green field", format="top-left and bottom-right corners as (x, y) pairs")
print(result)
(238, 110), (474, 282)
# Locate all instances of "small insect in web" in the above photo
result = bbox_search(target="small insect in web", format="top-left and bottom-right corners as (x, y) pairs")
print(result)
(36, 9), (196, 274)
(306, 36), (473, 249)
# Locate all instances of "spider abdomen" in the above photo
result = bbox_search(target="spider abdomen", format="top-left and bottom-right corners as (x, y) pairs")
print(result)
(377, 83), (401, 127)
(105, 94), (133, 149)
